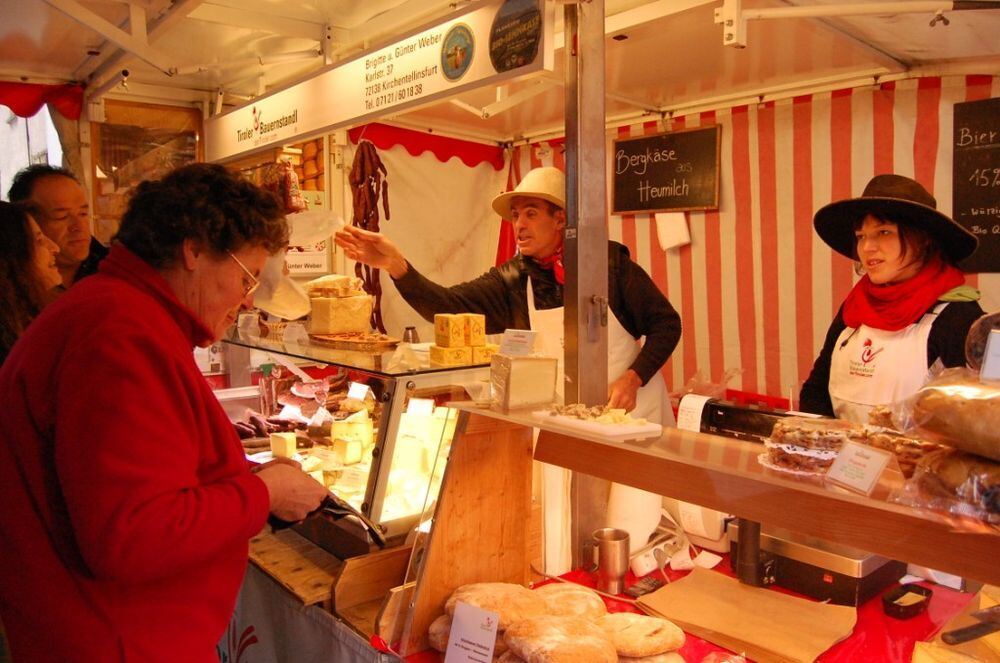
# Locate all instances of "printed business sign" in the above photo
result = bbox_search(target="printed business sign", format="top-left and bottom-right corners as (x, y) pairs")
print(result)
(206, 0), (552, 162)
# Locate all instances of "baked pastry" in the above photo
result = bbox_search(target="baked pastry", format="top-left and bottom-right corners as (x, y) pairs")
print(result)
(863, 429), (944, 479)
(445, 583), (547, 631)
(503, 615), (616, 663)
(916, 449), (1000, 521)
(596, 612), (685, 657)
(533, 582), (607, 621)
(496, 652), (526, 663)
(763, 417), (865, 473)
(911, 373), (1000, 462)
(621, 654), (686, 663)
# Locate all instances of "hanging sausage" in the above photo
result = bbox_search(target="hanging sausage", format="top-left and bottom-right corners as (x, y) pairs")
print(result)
(348, 139), (390, 333)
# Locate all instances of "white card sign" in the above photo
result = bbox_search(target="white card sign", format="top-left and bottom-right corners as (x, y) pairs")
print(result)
(499, 329), (536, 357)
(825, 441), (892, 496)
(444, 601), (499, 663)
(981, 329), (1000, 381)
(347, 381), (371, 400)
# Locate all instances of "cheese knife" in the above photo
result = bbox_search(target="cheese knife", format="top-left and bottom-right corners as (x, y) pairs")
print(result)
(941, 604), (1000, 645)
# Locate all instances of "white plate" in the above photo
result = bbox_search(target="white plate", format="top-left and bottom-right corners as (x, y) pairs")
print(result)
(246, 450), (305, 464)
(531, 411), (662, 441)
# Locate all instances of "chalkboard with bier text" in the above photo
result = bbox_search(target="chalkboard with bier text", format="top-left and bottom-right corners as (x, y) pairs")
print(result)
(612, 125), (720, 214)
(953, 96), (1000, 273)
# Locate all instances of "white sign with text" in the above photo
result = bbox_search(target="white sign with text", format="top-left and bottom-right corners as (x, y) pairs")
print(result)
(826, 441), (892, 496)
(444, 601), (499, 663)
(206, 0), (553, 162)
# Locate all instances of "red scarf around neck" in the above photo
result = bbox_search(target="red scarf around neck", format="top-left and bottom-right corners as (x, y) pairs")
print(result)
(533, 243), (565, 285)
(841, 256), (964, 331)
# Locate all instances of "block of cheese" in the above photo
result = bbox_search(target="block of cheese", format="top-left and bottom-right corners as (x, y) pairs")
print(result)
(304, 274), (364, 298)
(472, 343), (500, 364)
(490, 354), (558, 413)
(430, 344), (472, 366)
(332, 437), (363, 465)
(434, 314), (466, 347)
(330, 416), (374, 447)
(300, 455), (323, 473)
(460, 313), (486, 346)
(307, 470), (325, 485)
(308, 294), (373, 334)
(269, 431), (297, 458)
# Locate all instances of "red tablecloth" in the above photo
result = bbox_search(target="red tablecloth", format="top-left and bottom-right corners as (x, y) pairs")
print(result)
(394, 559), (975, 662)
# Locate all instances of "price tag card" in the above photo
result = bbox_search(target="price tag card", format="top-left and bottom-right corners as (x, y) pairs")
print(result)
(825, 441), (892, 496)
(406, 397), (435, 416)
(444, 601), (499, 663)
(347, 382), (371, 400)
(498, 329), (536, 357)
(981, 329), (1000, 381)
(676, 394), (711, 432)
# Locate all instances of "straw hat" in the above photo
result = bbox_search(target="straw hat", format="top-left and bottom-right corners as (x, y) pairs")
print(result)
(813, 174), (977, 262)
(491, 167), (565, 219)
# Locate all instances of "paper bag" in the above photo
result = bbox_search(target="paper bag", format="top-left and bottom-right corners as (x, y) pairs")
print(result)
(637, 568), (856, 663)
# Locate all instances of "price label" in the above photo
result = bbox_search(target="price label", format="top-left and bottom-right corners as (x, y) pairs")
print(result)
(498, 329), (536, 357)
(826, 441), (892, 496)
(981, 329), (1000, 381)
(347, 382), (371, 400)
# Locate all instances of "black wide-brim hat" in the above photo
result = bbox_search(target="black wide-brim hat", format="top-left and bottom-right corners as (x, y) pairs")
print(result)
(813, 174), (978, 262)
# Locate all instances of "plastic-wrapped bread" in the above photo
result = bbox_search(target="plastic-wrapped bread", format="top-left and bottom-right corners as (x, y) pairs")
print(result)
(965, 311), (1000, 371)
(909, 367), (1000, 462)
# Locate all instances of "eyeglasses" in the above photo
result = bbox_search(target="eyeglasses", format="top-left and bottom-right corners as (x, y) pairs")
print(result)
(228, 252), (260, 298)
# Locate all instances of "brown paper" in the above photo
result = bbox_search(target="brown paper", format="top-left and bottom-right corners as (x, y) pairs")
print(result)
(637, 568), (856, 663)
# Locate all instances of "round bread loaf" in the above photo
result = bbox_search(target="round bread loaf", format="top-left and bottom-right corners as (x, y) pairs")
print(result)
(912, 376), (1000, 461)
(496, 652), (526, 663)
(597, 612), (685, 657)
(503, 615), (616, 663)
(621, 654), (685, 663)
(918, 449), (1000, 519)
(446, 583), (546, 630)
(428, 614), (450, 652)
(533, 582), (607, 621)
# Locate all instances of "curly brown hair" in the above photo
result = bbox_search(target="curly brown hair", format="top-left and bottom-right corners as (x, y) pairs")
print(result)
(0, 201), (50, 364)
(114, 163), (288, 269)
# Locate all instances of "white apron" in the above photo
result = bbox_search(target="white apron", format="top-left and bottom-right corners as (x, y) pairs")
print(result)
(829, 303), (946, 425)
(530, 278), (673, 573)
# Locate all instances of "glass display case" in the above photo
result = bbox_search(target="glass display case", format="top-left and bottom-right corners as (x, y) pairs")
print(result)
(216, 330), (491, 550)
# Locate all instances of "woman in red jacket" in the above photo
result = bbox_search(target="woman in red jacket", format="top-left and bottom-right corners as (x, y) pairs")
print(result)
(800, 174), (983, 423)
(0, 164), (328, 663)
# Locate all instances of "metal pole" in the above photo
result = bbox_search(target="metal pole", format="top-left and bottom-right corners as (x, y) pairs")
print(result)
(564, 0), (610, 569)
(563, 0), (608, 407)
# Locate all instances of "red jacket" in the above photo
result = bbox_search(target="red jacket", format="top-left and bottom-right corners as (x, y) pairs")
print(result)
(0, 245), (270, 662)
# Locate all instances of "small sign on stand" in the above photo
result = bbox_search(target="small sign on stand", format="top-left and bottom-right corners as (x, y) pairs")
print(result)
(444, 602), (499, 663)
(825, 441), (893, 496)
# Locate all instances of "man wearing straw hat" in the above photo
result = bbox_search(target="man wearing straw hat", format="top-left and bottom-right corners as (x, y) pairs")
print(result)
(336, 166), (681, 417)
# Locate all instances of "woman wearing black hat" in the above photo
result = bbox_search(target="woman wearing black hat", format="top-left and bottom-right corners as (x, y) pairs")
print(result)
(799, 174), (984, 423)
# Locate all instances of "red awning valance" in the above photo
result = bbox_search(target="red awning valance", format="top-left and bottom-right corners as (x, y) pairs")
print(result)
(348, 122), (504, 171)
(0, 82), (84, 120)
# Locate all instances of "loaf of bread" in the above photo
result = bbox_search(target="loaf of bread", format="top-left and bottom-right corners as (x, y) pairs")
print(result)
(916, 449), (999, 521)
(965, 312), (1000, 371)
(911, 370), (1000, 462)
(503, 615), (616, 663)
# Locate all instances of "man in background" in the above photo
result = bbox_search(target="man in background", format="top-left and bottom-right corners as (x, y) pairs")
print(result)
(7, 164), (108, 290)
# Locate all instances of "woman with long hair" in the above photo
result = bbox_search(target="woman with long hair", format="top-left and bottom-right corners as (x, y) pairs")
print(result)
(0, 200), (60, 364)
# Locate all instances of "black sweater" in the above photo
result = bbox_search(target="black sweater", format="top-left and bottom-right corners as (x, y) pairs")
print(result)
(392, 241), (682, 385)
(799, 299), (984, 416)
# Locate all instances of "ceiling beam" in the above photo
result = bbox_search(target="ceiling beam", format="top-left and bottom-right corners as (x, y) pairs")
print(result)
(76, 0), (204, 83)
(43, 0), (175, 75)
(186, 4), (325, 41)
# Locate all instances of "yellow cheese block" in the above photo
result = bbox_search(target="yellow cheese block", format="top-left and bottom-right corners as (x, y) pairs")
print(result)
(329, 417), (374, 447)
(309, 294), (372, 334)
(269, 432), (297, 458)
(430, 344), (472, 366)
(460, 313), (486, 346)
(434, 314), (466, 347)
(332, 437), (363, 465)
(473, 343), (500, 364)
(299, 456), (323, 473)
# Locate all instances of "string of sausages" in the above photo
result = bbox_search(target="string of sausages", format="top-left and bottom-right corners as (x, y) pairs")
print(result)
(348, 140), (390, 333)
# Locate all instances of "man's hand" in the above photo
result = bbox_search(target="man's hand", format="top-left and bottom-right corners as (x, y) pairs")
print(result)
(607, 369), (643, 412)
(255, 463), (328, 522)
(334, 225), (409, 279)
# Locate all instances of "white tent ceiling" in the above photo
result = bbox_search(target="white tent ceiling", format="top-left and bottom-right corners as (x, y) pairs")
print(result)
(2, 0), (999, 142)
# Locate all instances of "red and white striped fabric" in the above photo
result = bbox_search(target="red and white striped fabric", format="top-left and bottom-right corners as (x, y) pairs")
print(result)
(504, 75), (999, 402)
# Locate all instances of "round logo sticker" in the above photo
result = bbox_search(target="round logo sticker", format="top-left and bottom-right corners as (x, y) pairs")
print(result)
(441, 23), (474, 82)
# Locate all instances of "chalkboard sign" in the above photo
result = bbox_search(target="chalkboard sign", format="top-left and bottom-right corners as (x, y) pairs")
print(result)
(953, 96), (1000, 273)
(612, 125), (720, 214)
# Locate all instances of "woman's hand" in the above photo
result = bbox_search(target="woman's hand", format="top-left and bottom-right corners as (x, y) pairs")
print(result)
(334, 225), (409, 278)
(255, 462), (328, 522)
